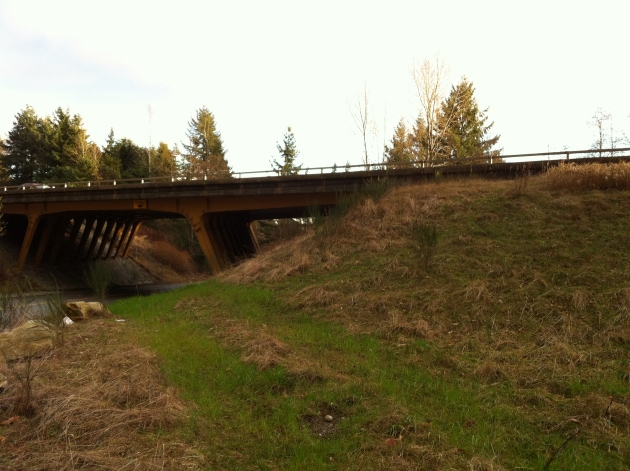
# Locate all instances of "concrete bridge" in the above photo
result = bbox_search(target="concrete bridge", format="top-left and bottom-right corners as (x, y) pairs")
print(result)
(1, 153), (628, 272)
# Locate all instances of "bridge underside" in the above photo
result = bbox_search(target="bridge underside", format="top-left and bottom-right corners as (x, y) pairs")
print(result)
(1, 192), (334, 273)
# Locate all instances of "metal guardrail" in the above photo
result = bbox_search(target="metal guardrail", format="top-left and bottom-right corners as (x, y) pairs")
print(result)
(3, 147), (630, 192)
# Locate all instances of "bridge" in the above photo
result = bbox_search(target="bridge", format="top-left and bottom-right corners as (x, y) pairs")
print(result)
(1, 149), (629, 272)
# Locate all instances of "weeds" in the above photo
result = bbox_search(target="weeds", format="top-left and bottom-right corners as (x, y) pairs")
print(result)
(0, 283), (30, 332)
(546, 161), (630, 191)
(411, 220), (438, 271)
(2, 352), (42, 417)
(84, 260), (112, 308)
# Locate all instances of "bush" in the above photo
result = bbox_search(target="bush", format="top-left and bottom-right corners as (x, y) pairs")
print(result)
(411, 221), (438, 272)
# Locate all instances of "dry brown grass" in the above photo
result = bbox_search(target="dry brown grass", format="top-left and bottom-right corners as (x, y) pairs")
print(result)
(546, 161), (630, 191)
(0, 319), (203, 470)
(148, 240), (195, 274)
(212, 170), (630, 466)
(173, 297), (333, 379)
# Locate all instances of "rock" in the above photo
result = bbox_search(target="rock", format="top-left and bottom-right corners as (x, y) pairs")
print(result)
(324, 415), (333, 422)
(0, 320), (59, 360)
(65, 301), (107, 321)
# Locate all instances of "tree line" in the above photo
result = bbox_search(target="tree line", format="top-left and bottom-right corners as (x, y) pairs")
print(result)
(0, 106), (231, 185)
(0, 58), (507, 186)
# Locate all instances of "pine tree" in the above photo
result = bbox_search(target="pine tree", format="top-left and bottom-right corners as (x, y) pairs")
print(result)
(384, 119), (414, 168)
(437, 78), (501, 162)
(151, 142), (178, 177)
(271, 127), (302, 175)
(99, 129), (122, 180)
(48, 108), (100, 182)
(182, 107), (230, 178)
(1, 106), (50, 184)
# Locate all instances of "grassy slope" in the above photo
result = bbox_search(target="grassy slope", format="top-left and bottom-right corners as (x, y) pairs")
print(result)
(3, 167), (630, 469)
(117, 170), (630, 470)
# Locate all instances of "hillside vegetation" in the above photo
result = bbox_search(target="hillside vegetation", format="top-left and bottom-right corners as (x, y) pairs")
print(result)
(2, 162), (630, 470)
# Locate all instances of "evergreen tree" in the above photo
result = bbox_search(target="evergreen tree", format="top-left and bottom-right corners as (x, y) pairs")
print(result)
(271, 127), (302, 175)
(99, 129), (122, 180)
(384, 119), (414, 168)
(1, 106), (50, 183)
(436, 78), (501, 162)
(182, 107), (230, 178)
(115, 138), (149, 179)
(48, 107), (101, 182)
(151, 142), (178, 177)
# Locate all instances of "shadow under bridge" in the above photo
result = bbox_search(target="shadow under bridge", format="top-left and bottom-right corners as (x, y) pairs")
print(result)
(0, 175), (343, 272)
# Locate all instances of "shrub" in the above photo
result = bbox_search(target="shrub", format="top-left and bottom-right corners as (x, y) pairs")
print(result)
(411, 221), (438, 272)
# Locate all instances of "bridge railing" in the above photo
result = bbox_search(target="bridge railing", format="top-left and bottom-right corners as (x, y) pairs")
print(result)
(3, 147), (630, 192)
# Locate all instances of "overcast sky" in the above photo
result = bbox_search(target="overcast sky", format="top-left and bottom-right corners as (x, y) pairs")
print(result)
(1, 0), (628, 172)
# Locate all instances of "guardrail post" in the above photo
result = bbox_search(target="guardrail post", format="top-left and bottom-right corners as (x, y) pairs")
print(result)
(566, 152), (570, 160)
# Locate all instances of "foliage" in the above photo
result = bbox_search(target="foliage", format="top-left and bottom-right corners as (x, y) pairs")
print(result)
(271, 126), (302, 175)
(384, 119), (414, 167)
(47, 107), (101, 182)
(103, 134), (149, 180)
(437, 77), (501, 162)
(1, 106), (50, 184)
(1, 106), (104, 184)
(181, 107), (231, 178)
(150, 141), (178, 177)
(99, 129), (123, 180)
(388, 60), (501, 167)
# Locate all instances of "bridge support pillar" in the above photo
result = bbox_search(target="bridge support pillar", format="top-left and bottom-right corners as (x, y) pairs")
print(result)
(17, 213), (42, 271)
(185, 213), (224, 273)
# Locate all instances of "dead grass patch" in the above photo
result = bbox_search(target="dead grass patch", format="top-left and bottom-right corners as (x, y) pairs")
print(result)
(172, 298), (337, 380)
(475, 359), (507, 383)
(386, 311), (434, 340)
(147, 240), (195, 274)
(0, 319), (202, 470)
(288, 285), (339, 311)
(220, 234), (314, 283)
(546, 161), (630, 191)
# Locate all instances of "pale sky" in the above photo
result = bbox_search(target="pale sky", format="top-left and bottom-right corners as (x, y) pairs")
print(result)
(1, 0), (628, 172)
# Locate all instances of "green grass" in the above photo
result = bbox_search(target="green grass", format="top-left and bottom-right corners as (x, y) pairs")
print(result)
(109, 176), (630, 470)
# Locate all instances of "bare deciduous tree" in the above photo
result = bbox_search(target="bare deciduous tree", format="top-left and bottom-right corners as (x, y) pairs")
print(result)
(411, 57), (465, 164)
(589, 109), (625, 157)
(350, 83), (377, 169)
